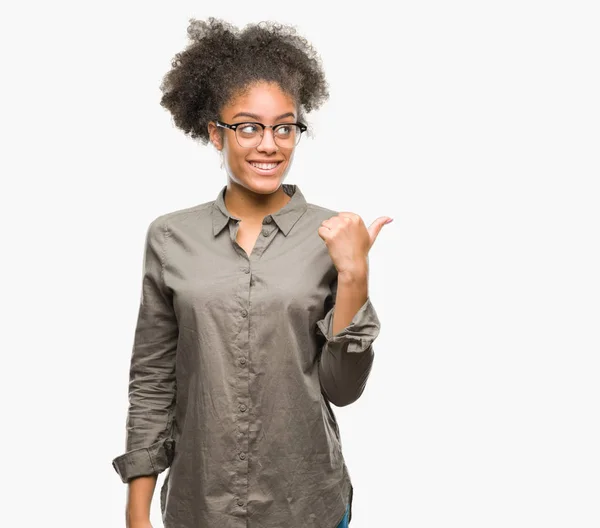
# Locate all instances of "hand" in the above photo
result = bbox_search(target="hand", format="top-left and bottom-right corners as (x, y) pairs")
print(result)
(317, 213), (393, 275)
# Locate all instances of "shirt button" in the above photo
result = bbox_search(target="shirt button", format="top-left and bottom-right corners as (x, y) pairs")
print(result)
(237, 499), (244, 506)
(239, 404), (247, 412)
(239, 452), (246, 460)
(242, 267), (250, 274)
(241, 309), (248, 317)
(264, 217), (272, 224)
(239, 357), (246, 365)
(262, 229), (269, 237)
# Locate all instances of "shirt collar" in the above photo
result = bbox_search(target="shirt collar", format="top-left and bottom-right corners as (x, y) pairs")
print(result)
(212, 183), (308, 237)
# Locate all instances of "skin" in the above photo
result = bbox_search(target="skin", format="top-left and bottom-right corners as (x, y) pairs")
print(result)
(207, 81), (297, 225)
(126, 80), (393, 528)
(127, 475), (155, 528)
(319, 211), (392, 336)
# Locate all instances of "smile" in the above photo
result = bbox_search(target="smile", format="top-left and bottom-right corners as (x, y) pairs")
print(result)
(247, 161), (282, 175)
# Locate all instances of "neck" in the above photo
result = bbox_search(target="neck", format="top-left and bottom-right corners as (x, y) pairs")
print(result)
(224, 180), (291, 222)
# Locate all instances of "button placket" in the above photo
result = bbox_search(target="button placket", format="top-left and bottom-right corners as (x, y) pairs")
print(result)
(235, 257), (251, 511)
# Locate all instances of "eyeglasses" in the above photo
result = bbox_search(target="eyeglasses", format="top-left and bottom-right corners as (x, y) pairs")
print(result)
(215, 120), (307, 149)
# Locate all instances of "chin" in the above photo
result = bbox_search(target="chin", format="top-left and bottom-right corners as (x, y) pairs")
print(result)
(247, 170), (289, 191)
(249, 178), (285, 194)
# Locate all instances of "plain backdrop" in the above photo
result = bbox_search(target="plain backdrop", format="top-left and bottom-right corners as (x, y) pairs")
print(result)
(2, 1), (599, 527)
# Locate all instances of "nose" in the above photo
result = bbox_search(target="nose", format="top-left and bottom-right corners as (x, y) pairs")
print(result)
(257, 127), (279, 154)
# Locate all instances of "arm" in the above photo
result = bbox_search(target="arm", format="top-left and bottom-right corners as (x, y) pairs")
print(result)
(111, 219), (178, 522)
(316, 259), (381, 407)
(126, 476), (157, 527)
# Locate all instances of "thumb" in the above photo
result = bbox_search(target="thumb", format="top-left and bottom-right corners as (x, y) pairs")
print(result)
(368, 216), (393, 246)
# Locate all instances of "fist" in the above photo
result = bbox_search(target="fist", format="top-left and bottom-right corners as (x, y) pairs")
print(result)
(317, 212), (392, 274)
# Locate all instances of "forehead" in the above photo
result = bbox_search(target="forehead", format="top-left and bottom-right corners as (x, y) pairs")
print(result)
(222, 81), (297, 120)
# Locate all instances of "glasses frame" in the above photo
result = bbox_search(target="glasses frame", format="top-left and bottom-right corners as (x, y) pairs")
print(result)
(215, 120), (308, 148)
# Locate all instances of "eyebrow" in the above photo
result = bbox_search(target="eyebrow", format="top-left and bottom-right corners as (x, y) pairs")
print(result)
(231, 112), (296, 121)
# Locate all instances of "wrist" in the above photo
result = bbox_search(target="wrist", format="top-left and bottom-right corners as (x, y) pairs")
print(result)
(338, 262), (368, 283)
(126, 508), (151, 525)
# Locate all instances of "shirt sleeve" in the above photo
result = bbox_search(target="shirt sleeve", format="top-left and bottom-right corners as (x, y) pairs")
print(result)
(315, 274), (381, 407)
(111, 218), (178, 483)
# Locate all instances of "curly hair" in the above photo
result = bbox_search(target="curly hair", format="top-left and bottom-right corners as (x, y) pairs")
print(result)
(159, 18), (330, 144)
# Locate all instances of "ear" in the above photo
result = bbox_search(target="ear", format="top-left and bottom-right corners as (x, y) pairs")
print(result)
(207, 121), (223, 150)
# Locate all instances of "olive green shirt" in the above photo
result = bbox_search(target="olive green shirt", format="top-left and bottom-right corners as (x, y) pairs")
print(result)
(111, 183), (381, 527)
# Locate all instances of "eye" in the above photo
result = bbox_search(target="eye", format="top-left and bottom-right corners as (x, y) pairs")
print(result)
(275, 125), (293, 137)
(237, 123), (260, 136)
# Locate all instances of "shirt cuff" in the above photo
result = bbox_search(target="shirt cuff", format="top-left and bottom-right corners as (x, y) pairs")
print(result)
(316, 297), (381, 353)
(111, 437), (175, 483)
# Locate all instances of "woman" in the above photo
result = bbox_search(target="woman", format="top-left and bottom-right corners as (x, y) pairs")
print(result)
(111, 17), (391, 528)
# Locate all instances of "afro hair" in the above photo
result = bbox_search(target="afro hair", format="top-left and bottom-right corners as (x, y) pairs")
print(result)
(159, 17), (330, 144)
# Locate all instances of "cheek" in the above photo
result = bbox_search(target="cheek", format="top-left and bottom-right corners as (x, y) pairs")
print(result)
(223, 142), (245, 166)
(223, 146), (252, 179)
(232, 151), (248, 170)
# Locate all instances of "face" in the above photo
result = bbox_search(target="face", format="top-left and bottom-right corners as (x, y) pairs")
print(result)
(208, 81), (299, 195)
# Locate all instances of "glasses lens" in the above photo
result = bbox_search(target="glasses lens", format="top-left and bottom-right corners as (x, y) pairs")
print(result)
(235, 123), (262, 148)
(274, 124), (302, 148)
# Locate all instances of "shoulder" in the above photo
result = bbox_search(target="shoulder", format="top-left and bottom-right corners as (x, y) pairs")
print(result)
(148, 200), (214, 232)
(305, 201), (340, 222)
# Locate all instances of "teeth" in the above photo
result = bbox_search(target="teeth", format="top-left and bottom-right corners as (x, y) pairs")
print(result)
(250, 162), (279, 170)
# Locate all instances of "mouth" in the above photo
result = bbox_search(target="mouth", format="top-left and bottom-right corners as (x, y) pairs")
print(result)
(247, 160), (283, 176)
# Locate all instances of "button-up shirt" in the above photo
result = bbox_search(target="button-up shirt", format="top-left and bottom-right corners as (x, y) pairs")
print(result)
(111, 183), (381, 528)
